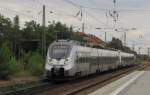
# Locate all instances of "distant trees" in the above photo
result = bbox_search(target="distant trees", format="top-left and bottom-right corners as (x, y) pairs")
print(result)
(0, 14), (13, 43)
(107, 37), (136, 53)
(0, 14), (73, 56)
(107, 37), (123, 50)
(0, 14), (136, 58)
(0, 14), (135, 56)
(54, 22), (73, 39)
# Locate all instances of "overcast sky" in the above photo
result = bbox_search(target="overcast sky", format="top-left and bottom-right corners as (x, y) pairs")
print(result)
(0, 0), (150, 54)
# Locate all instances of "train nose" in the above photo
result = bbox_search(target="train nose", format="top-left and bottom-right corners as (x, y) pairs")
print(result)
(51, 68), (64, 77)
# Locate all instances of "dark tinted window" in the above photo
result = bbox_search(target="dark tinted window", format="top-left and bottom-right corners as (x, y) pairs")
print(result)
(50, 45), (70, 59)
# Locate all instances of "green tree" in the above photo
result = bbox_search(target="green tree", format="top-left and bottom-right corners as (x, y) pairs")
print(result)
(22, 20), (41, 40)
(13, 15), (20, 30)
(107, 37), (136, 53)
(107, 37), (123, 50)
(54, 22), (72, 39)
(21, 20), (42, 53)
(0, 14), (13, 42)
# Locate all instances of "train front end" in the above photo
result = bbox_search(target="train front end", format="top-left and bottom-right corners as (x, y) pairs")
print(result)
(45, 41), (75, 80)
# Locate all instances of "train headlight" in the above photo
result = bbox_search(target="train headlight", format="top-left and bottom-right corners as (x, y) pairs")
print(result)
(65, 59), (68, 61)
(48, 62), (53, 65)
(64, 59), (69, 64)
(48, 58), (53, 65)
(48, 58), (52, 62)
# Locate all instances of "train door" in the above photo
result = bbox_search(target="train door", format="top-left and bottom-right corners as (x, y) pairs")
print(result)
(118, 50), (122, 67)
(96, 50), (100, 73)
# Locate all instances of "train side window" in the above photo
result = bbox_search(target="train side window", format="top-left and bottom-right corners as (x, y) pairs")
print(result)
(110, 57), (112, 64)
(106, 57), (108, 64)
(101, 56), (105, 63)
(76, 54), (78, 64)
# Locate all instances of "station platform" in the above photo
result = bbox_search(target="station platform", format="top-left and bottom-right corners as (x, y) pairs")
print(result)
(89, 71), (150, 95)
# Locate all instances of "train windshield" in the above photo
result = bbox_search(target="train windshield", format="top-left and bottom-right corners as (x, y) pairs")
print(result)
(50, 45), (70, 59)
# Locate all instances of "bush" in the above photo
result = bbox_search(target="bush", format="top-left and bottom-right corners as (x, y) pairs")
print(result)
(0, 42), (44, 79)
(0, 42), (12, 79)
(8, 57), (22, 77)
(26, 52), (44, 76)
(0, 42), (23, 79)
(0, 63), (10, 79)
(20, 52), (32, 71)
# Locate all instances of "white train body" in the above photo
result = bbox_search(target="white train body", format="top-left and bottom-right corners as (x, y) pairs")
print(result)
(45, 40), (135, 79)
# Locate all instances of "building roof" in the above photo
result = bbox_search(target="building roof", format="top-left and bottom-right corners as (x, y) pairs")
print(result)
(74, 32), (105, 47)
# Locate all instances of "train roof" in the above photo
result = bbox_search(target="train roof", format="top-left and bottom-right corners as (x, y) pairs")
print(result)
(50, 40), (134, 56)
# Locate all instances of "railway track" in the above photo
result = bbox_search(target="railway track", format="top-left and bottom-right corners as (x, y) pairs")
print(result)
(65, 64), (149, 95)
(0, 64), (148, 95)
(0, 79), (51, 95)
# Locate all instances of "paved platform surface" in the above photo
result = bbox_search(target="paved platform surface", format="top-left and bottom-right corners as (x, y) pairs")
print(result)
(89, 71), (150, 95)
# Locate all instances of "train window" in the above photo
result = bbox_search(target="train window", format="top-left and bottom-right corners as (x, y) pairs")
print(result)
(84, 57), (86, 63)
(100, 57), (105, 63)
(110, 57), (112, 64)
(87, 57), (90, 63)
(76, 55), (79, 64)
(105, 56), (107, 64)
(78, 57), (85, 63)
(50, 45), (70, 59)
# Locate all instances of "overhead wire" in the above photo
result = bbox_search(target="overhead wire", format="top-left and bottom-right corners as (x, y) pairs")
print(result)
(45, 5), (76, 18)
(61, 0), (150, 14)
(0, 5), (42, 24)
(62, 0), (122, 40)
(0, 7), (34, 18)
(82, 9), (110, 27)
(63, 0), (113, 27)
(62, 0), (81, 9)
